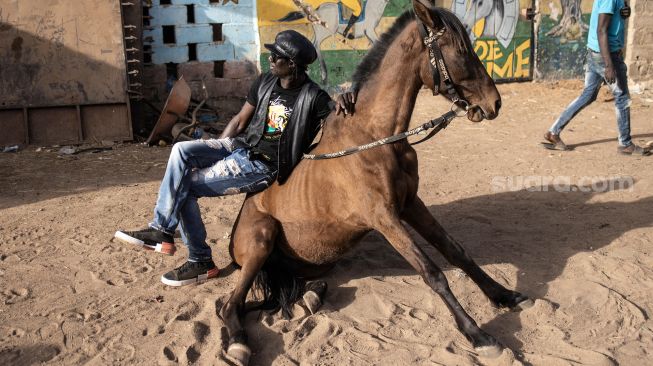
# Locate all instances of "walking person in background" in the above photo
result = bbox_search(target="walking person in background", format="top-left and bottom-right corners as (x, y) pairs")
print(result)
(543, 0), (649, 156)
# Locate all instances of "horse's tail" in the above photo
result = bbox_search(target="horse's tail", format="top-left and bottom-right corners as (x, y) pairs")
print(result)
(250, 248), (306, 319)
(276, 11), (306, 23)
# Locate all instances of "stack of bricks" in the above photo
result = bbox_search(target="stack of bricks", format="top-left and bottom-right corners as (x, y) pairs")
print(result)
(141, 0), (259, 120)
(626, 0), (653, 91)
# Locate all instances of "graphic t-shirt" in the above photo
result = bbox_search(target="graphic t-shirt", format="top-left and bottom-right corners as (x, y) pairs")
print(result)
(246, 75), (332, 166)
(587, 0), (626, 52)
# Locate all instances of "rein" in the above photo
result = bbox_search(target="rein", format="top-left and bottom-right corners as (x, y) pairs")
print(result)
(303, 19), (469, 161)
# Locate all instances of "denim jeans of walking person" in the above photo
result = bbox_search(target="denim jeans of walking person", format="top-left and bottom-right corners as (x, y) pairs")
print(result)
(549, 50), (632, 147)
(149, 138), (276, 262)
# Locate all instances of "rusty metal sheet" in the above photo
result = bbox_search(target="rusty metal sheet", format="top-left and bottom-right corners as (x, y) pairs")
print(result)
(0, 110), (26, 146)
(28, 107), (79, 145)
(81, 104), (131, 141)
(0, 1), (129, 107)
(146, 77), (191, 145)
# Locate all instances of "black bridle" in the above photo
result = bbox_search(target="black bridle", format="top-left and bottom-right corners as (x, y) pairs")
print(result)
(416, 19), (468, 107)
(303, 18), (470, 160)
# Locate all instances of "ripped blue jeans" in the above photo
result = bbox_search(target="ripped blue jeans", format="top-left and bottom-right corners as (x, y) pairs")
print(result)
(149, 138), (276, 262)
(549, 50), (632, 147)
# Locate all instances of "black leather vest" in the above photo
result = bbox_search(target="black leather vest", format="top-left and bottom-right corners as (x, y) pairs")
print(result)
(236, 72), (323, 184)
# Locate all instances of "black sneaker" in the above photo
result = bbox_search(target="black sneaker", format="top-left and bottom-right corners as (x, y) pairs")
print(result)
(161, 261), (219, 287)
(114, 228), (176, 255)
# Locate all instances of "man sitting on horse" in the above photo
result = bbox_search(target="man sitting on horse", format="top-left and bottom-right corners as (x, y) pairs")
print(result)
(114, 30), (356, 286)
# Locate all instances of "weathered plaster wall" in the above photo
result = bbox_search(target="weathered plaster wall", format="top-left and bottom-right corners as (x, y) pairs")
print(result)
(625, 0), (653, 91)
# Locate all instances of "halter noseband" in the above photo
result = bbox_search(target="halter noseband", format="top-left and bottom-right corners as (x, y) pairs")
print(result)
(416, 20), (467, 108)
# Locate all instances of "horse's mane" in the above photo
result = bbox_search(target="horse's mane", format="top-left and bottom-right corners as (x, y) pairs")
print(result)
(351, 8), (474, 91)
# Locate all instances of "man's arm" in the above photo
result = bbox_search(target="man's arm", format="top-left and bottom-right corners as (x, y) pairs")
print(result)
(218, 102), (256, 139)
(597, 13), (616, 84)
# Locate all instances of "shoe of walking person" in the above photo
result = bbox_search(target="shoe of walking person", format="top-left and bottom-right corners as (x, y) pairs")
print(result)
(114, 227), (176, 255)
(543, 131), (570, 151)
(618, 144), (650, 156)
(161, 260), (219, 287)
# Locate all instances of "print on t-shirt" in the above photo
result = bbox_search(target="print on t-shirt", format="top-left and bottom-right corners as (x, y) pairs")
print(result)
(264, 96), (293, 141)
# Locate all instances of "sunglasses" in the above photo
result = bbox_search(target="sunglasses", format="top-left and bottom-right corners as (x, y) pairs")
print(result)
(269, 52), (288, 63)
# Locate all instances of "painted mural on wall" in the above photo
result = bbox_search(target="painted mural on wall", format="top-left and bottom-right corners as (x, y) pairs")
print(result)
(258, 0), (410, 90)
(536, 0), (593, 79)
(449, 0), (533, 80)
(257, 0), (535, 91)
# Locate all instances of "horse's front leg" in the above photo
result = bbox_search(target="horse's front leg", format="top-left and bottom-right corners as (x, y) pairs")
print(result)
(219, 214), (277, 366)
(401, 197), (533, 310)
(374, 214), (502, 357)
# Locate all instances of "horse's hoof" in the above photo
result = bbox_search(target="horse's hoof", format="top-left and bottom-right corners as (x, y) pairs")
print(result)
(514, 298), (535, 311)
(226, 343), (251, 366)
(303, 290), (322, 314)
(475, 343), (503, 358)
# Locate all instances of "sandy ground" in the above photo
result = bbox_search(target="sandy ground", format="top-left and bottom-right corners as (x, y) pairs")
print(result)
(1, 81), (653, 366)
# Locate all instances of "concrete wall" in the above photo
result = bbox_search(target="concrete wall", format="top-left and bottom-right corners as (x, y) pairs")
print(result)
(141, 0), (260, 120)
(625, 0), (653, 91)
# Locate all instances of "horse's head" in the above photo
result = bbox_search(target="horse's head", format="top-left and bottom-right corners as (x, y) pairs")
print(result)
(413, 0), (501, 122)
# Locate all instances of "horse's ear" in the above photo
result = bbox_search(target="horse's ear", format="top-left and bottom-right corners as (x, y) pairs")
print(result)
(412, 0), (444, 30)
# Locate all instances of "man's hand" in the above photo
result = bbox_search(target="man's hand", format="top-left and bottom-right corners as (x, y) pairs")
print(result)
(335, 90), (358, 116)
(620, 2), (631, 18)
(605, 65), (616, 84)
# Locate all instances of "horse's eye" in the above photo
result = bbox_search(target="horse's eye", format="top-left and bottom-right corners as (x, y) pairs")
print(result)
(478, 1), (483, 5)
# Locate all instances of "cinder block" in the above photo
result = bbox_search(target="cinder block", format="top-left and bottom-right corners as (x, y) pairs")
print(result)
(212, 96), (246, 118)
(178, 61), (215, 81)
(224, 60), (257, 79)
(176, 24), (213, 44)
(143, 64), (168, 84)
(195, 4), (231, 23)
(223, 24), (257, 44)
(194, 3), (254, 23)
(233, 77), (256, 97)
(152, 44), (189, 64)
(205, 78), (237, 98)
(149, 5), (187, 26)
(226, 6), (255, 24)
(197, 42), (235, 61)
(171, 0), (209, 5)
(144, 28), (163, 45)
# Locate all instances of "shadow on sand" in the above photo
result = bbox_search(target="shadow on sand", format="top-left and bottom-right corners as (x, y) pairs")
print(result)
(242, 182), (652, 364)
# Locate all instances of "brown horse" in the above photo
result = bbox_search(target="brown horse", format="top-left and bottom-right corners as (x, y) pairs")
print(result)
(221, 1), (532, 364)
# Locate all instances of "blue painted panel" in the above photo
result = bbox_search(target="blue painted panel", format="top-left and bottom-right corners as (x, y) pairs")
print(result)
(197, 43), (236, 61)
(152, 45), (190, 64)
(176, 24), (213, 44)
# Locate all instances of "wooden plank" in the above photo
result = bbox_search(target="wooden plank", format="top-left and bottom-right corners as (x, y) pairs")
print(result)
(0, 110), (27, 146)
(28, 107), (79, 145)
(81, 104), (131, 142)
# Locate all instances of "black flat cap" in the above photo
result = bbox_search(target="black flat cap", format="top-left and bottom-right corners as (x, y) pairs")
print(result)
(264, 30), (317, 66)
